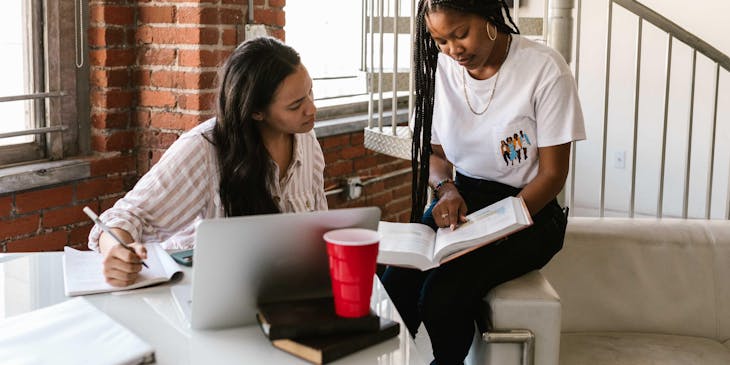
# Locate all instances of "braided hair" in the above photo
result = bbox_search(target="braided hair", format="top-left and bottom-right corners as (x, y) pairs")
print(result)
(410, 0), (520, 222)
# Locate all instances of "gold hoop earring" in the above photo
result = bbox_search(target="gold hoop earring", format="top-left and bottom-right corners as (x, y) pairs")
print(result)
(486, 22), (497, 41)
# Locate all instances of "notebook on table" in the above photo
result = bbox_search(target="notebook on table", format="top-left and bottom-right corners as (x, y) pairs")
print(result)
(0, 297), (154, 365)
(171, 207), (381, 330)
(63, 243), (183, 296)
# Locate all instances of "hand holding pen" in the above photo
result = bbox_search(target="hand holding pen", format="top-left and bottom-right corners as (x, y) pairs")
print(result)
(83, 206), (148, 268)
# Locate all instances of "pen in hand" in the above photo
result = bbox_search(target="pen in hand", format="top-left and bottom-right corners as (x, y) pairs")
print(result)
(82, 206), (149, 268)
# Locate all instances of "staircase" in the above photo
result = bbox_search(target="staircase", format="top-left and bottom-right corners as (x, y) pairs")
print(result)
(568, 0), (730, 219)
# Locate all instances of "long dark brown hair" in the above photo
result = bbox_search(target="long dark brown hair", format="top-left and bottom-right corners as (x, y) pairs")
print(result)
(410, 0), (519, 222)
(213, 37), (301, 217)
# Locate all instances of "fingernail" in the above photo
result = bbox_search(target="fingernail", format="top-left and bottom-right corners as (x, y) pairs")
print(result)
(450, 224), (455, 231)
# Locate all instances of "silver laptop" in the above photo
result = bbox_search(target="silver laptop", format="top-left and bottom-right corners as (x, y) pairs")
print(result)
(172, 207), (381, 330)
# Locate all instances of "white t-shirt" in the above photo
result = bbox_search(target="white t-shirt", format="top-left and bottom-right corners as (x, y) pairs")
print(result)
(431, 35), (586, 188)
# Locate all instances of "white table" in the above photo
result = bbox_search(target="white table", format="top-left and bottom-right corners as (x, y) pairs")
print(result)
(0, 252), (426, 365)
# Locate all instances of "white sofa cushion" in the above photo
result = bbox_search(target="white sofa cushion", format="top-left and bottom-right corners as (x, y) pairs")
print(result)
(560, 332), (730, 365)
(542, 217), (725, 340)
(705, 220), (730, 341)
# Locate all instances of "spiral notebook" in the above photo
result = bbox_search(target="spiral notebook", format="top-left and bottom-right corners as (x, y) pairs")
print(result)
(0, 297), (155, 365)
(63, 244), (183, 296)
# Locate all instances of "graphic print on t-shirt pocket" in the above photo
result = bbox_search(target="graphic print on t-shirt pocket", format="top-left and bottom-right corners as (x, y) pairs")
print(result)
(494, 120), (534, 169)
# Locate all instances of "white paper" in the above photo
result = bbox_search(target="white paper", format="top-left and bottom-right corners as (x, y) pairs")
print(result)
(433, 198), (516, 259)
(63, 244), (183, 296)
(377, 221), (437, 269)
(0, 297), (154, 365)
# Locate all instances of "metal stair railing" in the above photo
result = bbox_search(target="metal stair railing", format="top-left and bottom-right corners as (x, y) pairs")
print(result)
(570, 0), (729, 218)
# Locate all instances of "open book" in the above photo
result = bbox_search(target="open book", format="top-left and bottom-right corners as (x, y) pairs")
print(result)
(377, 196), (532, 270)
(63, 243), (184, 296)
(0, 297), (155, 365)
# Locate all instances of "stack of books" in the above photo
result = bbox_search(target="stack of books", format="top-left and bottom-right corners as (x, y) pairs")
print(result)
(256, 297), (400, 364)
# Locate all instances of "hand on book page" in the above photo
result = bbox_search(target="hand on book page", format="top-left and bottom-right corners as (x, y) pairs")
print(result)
(377, 196), (533, 271)
(63, 243), (184, 296)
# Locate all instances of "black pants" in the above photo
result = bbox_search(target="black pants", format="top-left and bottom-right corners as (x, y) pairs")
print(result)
(380, 173), (568, 365)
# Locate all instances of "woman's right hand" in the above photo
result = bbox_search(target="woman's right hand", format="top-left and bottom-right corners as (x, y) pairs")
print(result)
(102, 242), (148, 287)
(429, 144), (468, 229)
(432, 184), (468, 229)
(98, 228), (148, 287)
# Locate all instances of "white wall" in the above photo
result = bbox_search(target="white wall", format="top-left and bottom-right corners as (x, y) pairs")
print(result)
(638, 0), (730, 56)
(570, 0), (730, 218)
(517, 1), (730, 54)
(516, 0), (547, 18)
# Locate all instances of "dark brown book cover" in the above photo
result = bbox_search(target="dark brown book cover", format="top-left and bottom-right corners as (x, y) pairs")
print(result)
(271, 318), (400, 364)
(256, 297), (381, 340)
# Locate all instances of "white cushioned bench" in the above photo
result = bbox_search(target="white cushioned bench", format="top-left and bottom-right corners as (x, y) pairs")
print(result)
(542, 217), (730, 365)
(467, 217), (730, 365)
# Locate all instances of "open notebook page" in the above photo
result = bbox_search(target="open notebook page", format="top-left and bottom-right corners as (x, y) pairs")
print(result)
(63, 243), (183, 296)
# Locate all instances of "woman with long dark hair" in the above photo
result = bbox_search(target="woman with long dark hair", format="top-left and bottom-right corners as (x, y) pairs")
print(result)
(88, 37), (326, 287)
(380, 1), (586, 364)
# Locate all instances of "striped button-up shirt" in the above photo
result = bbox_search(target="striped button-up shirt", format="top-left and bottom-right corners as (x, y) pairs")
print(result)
(88, 119), (328, 250)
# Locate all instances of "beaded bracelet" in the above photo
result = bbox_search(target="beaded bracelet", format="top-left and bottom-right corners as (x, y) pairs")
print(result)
(433, 178), (454, 195)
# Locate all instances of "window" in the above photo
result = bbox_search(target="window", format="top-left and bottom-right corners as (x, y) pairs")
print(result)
(0, 0), (89, 166)
(286, 1), (367, 102)
(286, 0), (413, 112)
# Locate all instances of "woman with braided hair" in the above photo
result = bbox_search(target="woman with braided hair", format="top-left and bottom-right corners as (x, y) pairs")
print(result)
(380, 1), (585, 363)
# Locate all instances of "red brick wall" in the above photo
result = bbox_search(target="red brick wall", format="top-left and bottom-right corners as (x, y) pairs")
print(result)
(0, 0), (411, 253)
(321, 132), (412, 222)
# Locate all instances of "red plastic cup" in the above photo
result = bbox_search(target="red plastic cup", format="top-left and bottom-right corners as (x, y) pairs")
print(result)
(323, 228), (380, 318)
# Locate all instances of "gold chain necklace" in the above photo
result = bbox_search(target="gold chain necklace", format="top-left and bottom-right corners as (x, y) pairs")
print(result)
(462, 34), (512, 116)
